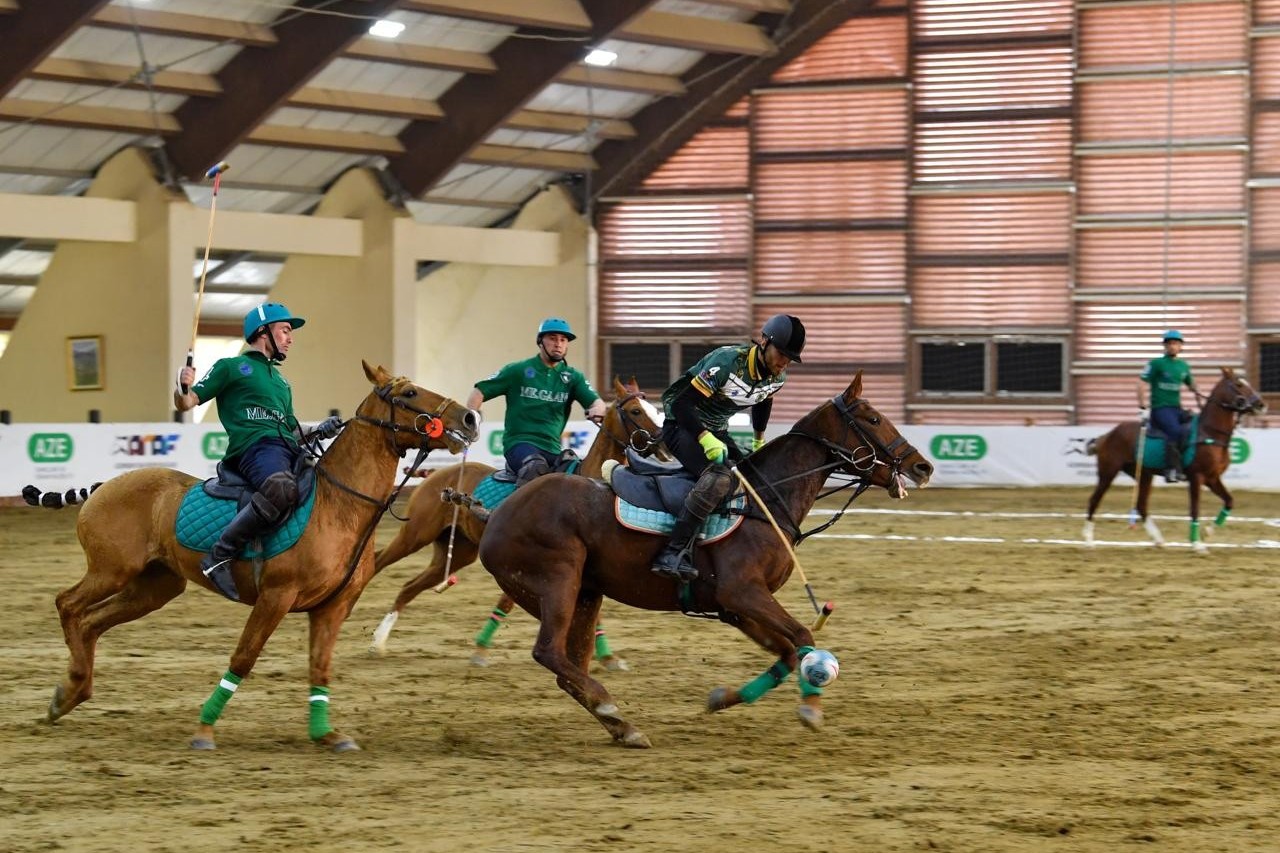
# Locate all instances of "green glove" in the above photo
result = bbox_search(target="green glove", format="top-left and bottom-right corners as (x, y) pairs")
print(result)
(698, 432), (727, 464)
(751, 436), (765, 452)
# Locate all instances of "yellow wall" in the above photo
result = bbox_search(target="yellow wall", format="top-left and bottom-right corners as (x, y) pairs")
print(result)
(0, 148), (187, 421)
(415, 185), (592, 420)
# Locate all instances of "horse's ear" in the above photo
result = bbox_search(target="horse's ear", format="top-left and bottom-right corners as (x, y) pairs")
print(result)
(613, 375), (626, 395)
(362, 360), (391, 385)
(629, 374), (640, 391)
(842, 369), (864, 403)
(1221, 365), (1233, 378)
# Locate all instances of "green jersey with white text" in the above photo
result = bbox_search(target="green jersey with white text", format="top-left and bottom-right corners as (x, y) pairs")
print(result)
(474, 356), (600, 453)
(191, 351), (298, 459)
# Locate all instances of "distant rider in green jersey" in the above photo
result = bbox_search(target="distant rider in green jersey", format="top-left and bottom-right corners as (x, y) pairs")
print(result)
(1138, 329), (1199, 483)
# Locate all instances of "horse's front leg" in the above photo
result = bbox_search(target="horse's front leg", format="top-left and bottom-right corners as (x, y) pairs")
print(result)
(307, 596), (361, 752)
(1188, 474), (1207, 554)
(706, 585), (824, 730)
(191, 586), (296, 750)
(1199, 475), (1233, 542)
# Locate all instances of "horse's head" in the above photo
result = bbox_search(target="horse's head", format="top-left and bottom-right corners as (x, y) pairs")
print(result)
(1211, 367), (1266, 417)
(357, 360), (480, 454)
(792, 370), (933, 499)
(604, 375), (670, 459)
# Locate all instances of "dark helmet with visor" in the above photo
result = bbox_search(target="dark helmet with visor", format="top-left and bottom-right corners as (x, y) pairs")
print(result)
(761, 314), (806, 363)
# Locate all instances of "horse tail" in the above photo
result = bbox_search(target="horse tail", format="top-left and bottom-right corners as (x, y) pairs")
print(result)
(22, 483), (101, 509)
(1085, 437), (1099, 456)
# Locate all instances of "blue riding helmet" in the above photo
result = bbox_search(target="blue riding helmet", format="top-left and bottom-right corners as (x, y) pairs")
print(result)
(1163, 329), (1184, 342)
(537, 317), (576, 342)
(244, 303), (306, 342)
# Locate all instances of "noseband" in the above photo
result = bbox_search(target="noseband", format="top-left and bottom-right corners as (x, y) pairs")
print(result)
(820, 393), (916, 480)
(355, 382), (462, 457)
(600, 391), (660, 455)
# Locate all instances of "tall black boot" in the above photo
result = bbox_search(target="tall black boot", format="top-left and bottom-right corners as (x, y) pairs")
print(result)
(651, 508), (704, 581)
(515, 455), (550, 488)
(1164, 441), (1183, 483)
(200, 503), (272, 601)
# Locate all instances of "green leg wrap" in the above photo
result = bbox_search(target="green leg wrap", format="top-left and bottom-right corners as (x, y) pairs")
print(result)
(199, 670), (242, 725)
(1215, 507), (1230, 527)
(308, 686), (333, 741)
(593, 624), (613, 660)
(795, 645), (823, 697)
(1190, 519), (1201, 543)
(738, 660), (791, 705)
(473, 607), (508, 648)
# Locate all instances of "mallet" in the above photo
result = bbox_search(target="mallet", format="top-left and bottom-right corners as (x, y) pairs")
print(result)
(181, 161), (230, 395)
(1128, 417), (1148, 528)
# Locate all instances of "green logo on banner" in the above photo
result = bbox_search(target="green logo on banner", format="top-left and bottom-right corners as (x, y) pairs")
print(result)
(1230, 436), (1250, 464)
(930, 434), (987, 461)
(202, 432), (228, 460)
(489, 430), (505, 455)
(28, 432), (74, 463)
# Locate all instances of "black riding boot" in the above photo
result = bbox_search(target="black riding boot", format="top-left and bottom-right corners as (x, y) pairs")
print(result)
(650, 509), (704, 581)
(516, 455), (550, 488)
(1164, 441), (1184, 483)
(200, 504), (271, 602)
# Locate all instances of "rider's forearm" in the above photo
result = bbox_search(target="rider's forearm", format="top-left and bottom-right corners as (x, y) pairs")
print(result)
(465, 388), (484, 413)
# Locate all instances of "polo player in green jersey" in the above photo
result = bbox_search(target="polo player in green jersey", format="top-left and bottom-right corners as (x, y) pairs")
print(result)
(651, 314), (807, 581)
(466, 318), (607, 486)
(1138, 329), (1199, 483)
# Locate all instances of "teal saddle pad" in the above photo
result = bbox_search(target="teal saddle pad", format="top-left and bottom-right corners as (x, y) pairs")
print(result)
(175, 482), (318, 560)
(472, 474), (518, 511)
(613, 494), (746, 543)
(1141, 415), (1198, 472)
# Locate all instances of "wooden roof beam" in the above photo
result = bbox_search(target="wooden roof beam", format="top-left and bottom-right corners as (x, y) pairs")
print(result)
(618, 11), (774, 55)
(0, 96), (181, 135)
(695, 0), (791, 12)
(464, 144), (596, 172)
(165, 0), (401, 181)
(389, 0), (659, 197)
(0, 0), (112, 99)
(398, 0), (590, 30)
(557, 65), (683, 96)
(89, 6), (277, 47)
(30, 57), (222, 97)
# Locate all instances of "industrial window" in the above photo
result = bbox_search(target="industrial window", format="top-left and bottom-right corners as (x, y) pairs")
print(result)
(1257, 341), (1280, 393)
(919, 338), (1065, 396)
(920, 340), (985, 393)
(605, 341), (738, 396)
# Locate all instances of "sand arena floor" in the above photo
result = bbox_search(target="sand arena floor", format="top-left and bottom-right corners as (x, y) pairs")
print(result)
(1, 485), (1278, 852)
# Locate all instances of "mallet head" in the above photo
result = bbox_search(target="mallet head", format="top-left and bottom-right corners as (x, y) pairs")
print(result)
(205, 161), (231, 180)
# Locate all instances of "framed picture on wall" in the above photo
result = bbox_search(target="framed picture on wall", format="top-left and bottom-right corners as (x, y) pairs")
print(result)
(67, 335), (104, 391)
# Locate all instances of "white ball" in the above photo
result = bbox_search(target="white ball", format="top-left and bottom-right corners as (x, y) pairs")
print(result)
(799, 649), (839, 688)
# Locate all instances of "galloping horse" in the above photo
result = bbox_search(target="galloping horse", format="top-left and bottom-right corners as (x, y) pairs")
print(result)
(476, 371), (933, 747)
(1083, 367), (1265, 552)
(28, 362), (477, 751)
(369, 377), (666, 664)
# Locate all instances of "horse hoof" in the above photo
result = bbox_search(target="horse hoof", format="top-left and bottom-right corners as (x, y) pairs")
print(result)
(189, 737), (216, 750)
(595, 702), (622, 721)
(47, 685), (66, 723)
(796, 704), (824, 731)
(601, 656), (631, 672)
(621, 731), (651, 749)
(706, 687), (732, 713)
(367, 643), (387, 657)
(469, 652), (491, 667)
(1193, 543), (1209, 555)
(315, 732), (361, 753)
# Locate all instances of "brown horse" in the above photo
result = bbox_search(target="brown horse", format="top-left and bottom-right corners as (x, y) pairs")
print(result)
(30, 361), (478, 751)
(476, 370), (933, 747)
(368, 376), (666, 666)
(1083, 367), (1265, 553)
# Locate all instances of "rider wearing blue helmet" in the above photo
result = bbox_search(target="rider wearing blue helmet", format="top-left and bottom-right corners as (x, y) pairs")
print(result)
(1138, 329), (1199, 483)
(465, 318), (607, 486)
(175, 302), (341, 601)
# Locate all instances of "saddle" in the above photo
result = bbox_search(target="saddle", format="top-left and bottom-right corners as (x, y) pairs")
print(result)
(1145, 408), (1193, 444)
(203, 453), (317, 509)
(491, 449), (582, 483)
(608, 448), (697, 515)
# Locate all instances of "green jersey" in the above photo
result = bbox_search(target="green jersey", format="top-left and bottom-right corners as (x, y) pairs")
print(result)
(662, 344), (785, 433)
(474, 356), (600, 454)
(192, 351), (298, 459)
(1140, 355), (1194, 409)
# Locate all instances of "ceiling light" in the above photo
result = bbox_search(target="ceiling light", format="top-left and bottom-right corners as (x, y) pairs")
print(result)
(584, 49), (618, 68)
(368, 19), (405, 39)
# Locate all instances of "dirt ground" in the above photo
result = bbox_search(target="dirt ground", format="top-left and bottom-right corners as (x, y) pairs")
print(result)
(2, 484), (1279, 852)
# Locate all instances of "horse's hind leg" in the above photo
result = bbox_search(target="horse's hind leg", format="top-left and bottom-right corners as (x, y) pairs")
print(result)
(1083, 460), (1121, 545)
(533, 591), (649, 748)
(471, 590), (515, 667)
(370, 537), (478, 656)
(50, 555), (170, 722)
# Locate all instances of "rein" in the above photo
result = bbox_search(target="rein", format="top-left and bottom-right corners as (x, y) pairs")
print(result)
(597, 391), (659, 454)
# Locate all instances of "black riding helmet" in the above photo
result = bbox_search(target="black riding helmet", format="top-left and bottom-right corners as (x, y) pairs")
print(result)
(761, 314), (806, 363)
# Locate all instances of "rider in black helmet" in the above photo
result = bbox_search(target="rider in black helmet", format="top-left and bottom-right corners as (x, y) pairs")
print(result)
(650, 314), (806, 581)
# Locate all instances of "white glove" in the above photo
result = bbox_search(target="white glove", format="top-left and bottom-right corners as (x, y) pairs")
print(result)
(310, 415), (344, 440)
(1138, 408), (1149, 426)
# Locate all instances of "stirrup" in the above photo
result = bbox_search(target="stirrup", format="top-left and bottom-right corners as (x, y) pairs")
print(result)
(200, 557), (240, 602)
(651, 547), (697, 581)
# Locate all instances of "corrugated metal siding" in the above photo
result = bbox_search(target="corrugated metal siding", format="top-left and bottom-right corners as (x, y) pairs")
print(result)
(755, 231), (905, 294)
(770, 370), (906, 425)
(1074, 374), (1142, 425)
(914, 194), (1071, 254)
(1079, 76), (1246, 144)
(754, 303), (907, 363)
(910, 407), (1070, 425)
(915, 0), (1073, 39)
(1248, 262), (1280, 326)
(755, 160), (906, 222)
(1079, 2), (1247, 68)
(754, 89), (907, 153)
(1077, 152), (1245, 215)
(915, 119), (1072, 183)
(599, 198), (751, 257)
(1259, 0), (1280, 24)
(1074, 300), (1245, 363)
(770, 15), (907, 84)
(1256, 39), (1280, 100)
(1075, 226), (1245, 289)
(913, 267), (1070, 327)
(599, 269), (752, 335)
(915, 47), (1073, 112)
(640, 125), (749, 191)
(1253, 190), (1280, 250)
(1254, 111), (1280, 174)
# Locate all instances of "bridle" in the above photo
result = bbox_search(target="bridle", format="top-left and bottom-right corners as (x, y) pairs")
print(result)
(597, 390), (661, 455)
(1197, 374), (1265, 445)
(739, 393), (921, 544)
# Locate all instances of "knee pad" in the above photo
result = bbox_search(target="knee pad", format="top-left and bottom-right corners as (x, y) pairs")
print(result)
(688, 463), (733, 517)
(516, 455), (550, 486)
(252, 471), (298, 523)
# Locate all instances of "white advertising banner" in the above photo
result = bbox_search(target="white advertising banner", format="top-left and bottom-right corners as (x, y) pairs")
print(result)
(2, 421), (1275, 496)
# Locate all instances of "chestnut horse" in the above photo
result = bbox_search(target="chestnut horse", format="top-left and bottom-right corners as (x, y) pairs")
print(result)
(476, 371), (933, 747)
(1083, 367), (1265, 552)
(368, 376), (667, 664)
(29, 362), (478, 751)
